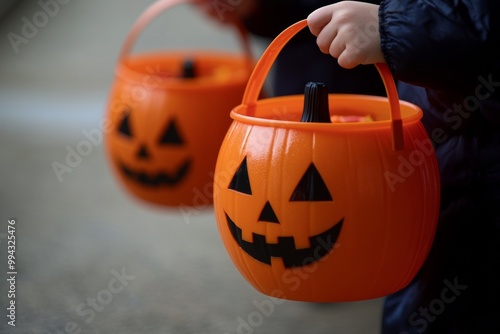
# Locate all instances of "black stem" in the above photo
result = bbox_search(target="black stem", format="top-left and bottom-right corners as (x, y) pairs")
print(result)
(182, 59), (196, 78)
(301, 82), (331, 123)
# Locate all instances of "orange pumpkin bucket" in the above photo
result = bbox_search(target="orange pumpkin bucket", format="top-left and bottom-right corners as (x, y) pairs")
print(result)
(213, 20), (441, 302)
(104, 0), (253, 207)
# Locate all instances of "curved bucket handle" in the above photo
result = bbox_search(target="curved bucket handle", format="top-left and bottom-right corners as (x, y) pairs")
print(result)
(241, 19), (404, 151)
(118, 0), (253, 66)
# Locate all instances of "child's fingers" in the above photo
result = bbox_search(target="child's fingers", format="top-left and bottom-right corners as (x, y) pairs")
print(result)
(315, 21), (338, 55)
(309, 1), (384, 68)
(337, 47), (359, 69)
(329, 24), (347, 59)
(307, 4), (336, 36)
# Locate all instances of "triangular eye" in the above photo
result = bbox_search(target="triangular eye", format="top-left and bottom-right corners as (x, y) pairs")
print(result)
(158, 118), (184, 145)
(228, 157), (252, 195)
(118, 110), (132, 137)
(290, 163), (333, 201)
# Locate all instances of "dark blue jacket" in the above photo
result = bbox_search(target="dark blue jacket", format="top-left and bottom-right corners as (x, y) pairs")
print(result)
(379, 1), (500, 333)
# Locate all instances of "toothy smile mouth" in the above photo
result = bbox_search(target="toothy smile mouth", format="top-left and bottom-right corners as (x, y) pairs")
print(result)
(225, 212), (343, 268)
(118, 159), (191, 187)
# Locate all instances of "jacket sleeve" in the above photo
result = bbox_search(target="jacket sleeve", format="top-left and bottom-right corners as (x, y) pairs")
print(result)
(379, 0), (500, 92)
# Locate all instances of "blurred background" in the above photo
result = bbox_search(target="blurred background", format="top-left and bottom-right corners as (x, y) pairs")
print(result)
(0, 1), (383, 333)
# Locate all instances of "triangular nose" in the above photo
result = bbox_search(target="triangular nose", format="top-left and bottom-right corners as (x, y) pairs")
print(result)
(137, 144), (150, 160)
(259, 201), (280, 224)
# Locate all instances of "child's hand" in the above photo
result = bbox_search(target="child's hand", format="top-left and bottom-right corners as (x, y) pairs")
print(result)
(307, 2), (385, 69)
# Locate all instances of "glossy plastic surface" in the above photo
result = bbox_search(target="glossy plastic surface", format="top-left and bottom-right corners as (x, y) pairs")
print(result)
(213, 20), (440, 302)
(104, 0), (253, 207)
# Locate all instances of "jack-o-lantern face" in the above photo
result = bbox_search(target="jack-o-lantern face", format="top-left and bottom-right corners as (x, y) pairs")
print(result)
(115, 108), (191, 187)
(225, 157), (343, 268)
(104, 51), (252, 207)
(214, 78), (440, 303)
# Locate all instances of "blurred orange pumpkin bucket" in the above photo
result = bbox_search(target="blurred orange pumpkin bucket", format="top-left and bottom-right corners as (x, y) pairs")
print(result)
(213, 20), (441, 302)
(104, 0), (254, 207)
